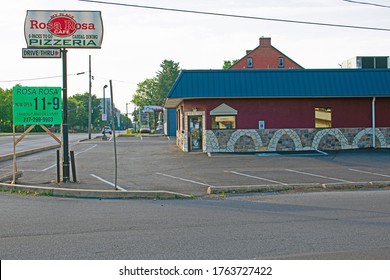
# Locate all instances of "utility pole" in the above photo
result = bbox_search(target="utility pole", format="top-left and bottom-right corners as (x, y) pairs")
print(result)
(88, 55), (92, 139)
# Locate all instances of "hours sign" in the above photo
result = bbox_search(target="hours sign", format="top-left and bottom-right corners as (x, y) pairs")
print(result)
(13, 86), (63, 125)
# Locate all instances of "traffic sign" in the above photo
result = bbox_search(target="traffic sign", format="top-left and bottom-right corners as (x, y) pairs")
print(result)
(13, 86), (63, 125)
(22, 48), (61, 58)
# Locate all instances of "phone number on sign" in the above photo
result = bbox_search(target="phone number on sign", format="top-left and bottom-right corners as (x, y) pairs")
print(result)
(23, 116), (54, 123)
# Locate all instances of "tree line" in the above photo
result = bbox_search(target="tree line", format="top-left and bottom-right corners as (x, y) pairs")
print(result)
(131, 58), (238, 111)
(1, 59), (234, 133)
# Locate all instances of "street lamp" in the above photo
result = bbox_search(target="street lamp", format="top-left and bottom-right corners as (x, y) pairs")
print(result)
(76, 70), (92, 136)
(103, 85), (108, 121)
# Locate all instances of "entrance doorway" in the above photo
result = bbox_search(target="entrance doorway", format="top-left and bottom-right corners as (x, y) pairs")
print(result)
(188, 115), (202, 151)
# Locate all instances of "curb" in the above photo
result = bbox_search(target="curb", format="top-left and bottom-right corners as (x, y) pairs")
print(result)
(0, 182), (193, 199)
(207, 181), (390, 195)
(0, 144), (61, 162)
(2, 181), (390, 200)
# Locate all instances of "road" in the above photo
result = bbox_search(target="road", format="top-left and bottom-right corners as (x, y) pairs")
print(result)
(1, 189), (390, 259)
(0, 133), (94, 156)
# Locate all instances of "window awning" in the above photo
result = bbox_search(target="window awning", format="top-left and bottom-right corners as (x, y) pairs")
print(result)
(210, 103), (238, 115)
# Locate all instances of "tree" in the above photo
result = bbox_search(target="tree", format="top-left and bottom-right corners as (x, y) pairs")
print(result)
(223, 59), (239, 69)
(131, 59), (181, 108)
(68, 92), (101, 131)
(155, 59), (181, 102)
(0, 87), (13, 132)
(131, 78), (158, 109)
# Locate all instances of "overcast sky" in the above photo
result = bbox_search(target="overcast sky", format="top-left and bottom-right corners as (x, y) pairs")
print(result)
(1, 0), (389, 114)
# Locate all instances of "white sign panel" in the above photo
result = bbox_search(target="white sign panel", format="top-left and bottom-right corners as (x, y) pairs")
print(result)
(24, 10), (103, 48)
(258, 120), (265, 129)
(143, 105), (163, 113)
(22, 48), (61, 58)
(140, 113), (149, 122)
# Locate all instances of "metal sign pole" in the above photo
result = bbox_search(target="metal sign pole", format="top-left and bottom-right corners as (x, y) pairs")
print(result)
(88, 55), (92, 139)
(110, 80), (118, 190)
(62, 48), (70, 182)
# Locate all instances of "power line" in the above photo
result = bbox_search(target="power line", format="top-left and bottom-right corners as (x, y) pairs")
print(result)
(342, 0), (390, 9)
(0, 73), (86, 83)
(79, 0), (390, 32)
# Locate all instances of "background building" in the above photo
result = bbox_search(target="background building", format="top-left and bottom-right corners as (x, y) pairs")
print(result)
(230, 37), (304, 69)
(341, 56), (389, 69)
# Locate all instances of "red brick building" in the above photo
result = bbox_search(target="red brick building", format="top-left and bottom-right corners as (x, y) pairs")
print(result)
(165, 69), (390, 152)
(230, 37), (304, 70)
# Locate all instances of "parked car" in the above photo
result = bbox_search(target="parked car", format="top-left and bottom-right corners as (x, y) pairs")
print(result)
(102, 126), (112, 134)
(140, 125), (151, 133)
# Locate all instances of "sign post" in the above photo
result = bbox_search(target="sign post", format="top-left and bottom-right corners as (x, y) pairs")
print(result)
(62, 48), (70, 182)
(24, 10), (103, 182)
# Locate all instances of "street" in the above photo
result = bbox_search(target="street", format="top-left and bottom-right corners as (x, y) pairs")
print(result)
(1, 134), (390, 260)
(0, 133), (95, 156)
(1, 189), (390, 259)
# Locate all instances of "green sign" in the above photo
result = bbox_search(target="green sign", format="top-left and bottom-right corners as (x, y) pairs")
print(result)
(13, 86), (62, 125)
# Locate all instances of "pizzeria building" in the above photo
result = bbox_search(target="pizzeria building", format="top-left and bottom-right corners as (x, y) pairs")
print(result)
(164, 68), (390, 152)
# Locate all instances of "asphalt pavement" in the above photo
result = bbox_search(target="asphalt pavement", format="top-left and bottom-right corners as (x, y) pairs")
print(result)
(1, 134), (390, 199)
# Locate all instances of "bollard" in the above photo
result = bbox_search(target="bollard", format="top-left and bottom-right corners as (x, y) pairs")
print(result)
(70, 150), (77, 183)
(56, 150), (60, 183)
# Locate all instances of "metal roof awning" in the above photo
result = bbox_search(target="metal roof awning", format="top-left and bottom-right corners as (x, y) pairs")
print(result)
(164, 69), (390, 107)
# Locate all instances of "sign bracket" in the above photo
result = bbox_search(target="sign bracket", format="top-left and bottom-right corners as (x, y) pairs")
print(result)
(11, 124), (62, 184)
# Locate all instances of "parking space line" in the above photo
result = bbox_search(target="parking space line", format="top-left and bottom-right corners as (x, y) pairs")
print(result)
(156, 172), (210, 186)
(349, 168), (390, 178)
(285, 169), (353, 183)
(41, 164), (57, 172)
(40, 145), (98, 172)
(75, 144), (97, 156)
(90, 174), (127, 191)
(316, 149), (329, 155)
(226, 170), (288, 185)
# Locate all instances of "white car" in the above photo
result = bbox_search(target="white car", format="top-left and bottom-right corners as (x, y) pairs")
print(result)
(140, 125), (150, 133)
(102, 126), (112, 134)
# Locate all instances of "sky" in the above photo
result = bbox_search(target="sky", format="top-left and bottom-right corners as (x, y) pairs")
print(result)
(1, 0), (390, 114)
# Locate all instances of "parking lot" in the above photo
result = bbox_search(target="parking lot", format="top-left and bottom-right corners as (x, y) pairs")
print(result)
(1, 135), (390, 196)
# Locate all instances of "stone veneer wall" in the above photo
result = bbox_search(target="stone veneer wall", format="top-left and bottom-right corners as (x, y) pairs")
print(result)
(205, 128), (390, 152)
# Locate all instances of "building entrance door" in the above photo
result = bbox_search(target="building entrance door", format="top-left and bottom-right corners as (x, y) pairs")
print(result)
(188, 115), (202, 151)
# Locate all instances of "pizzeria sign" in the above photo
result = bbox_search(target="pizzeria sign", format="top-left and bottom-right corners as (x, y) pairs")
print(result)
(24, 10), (103, 48)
